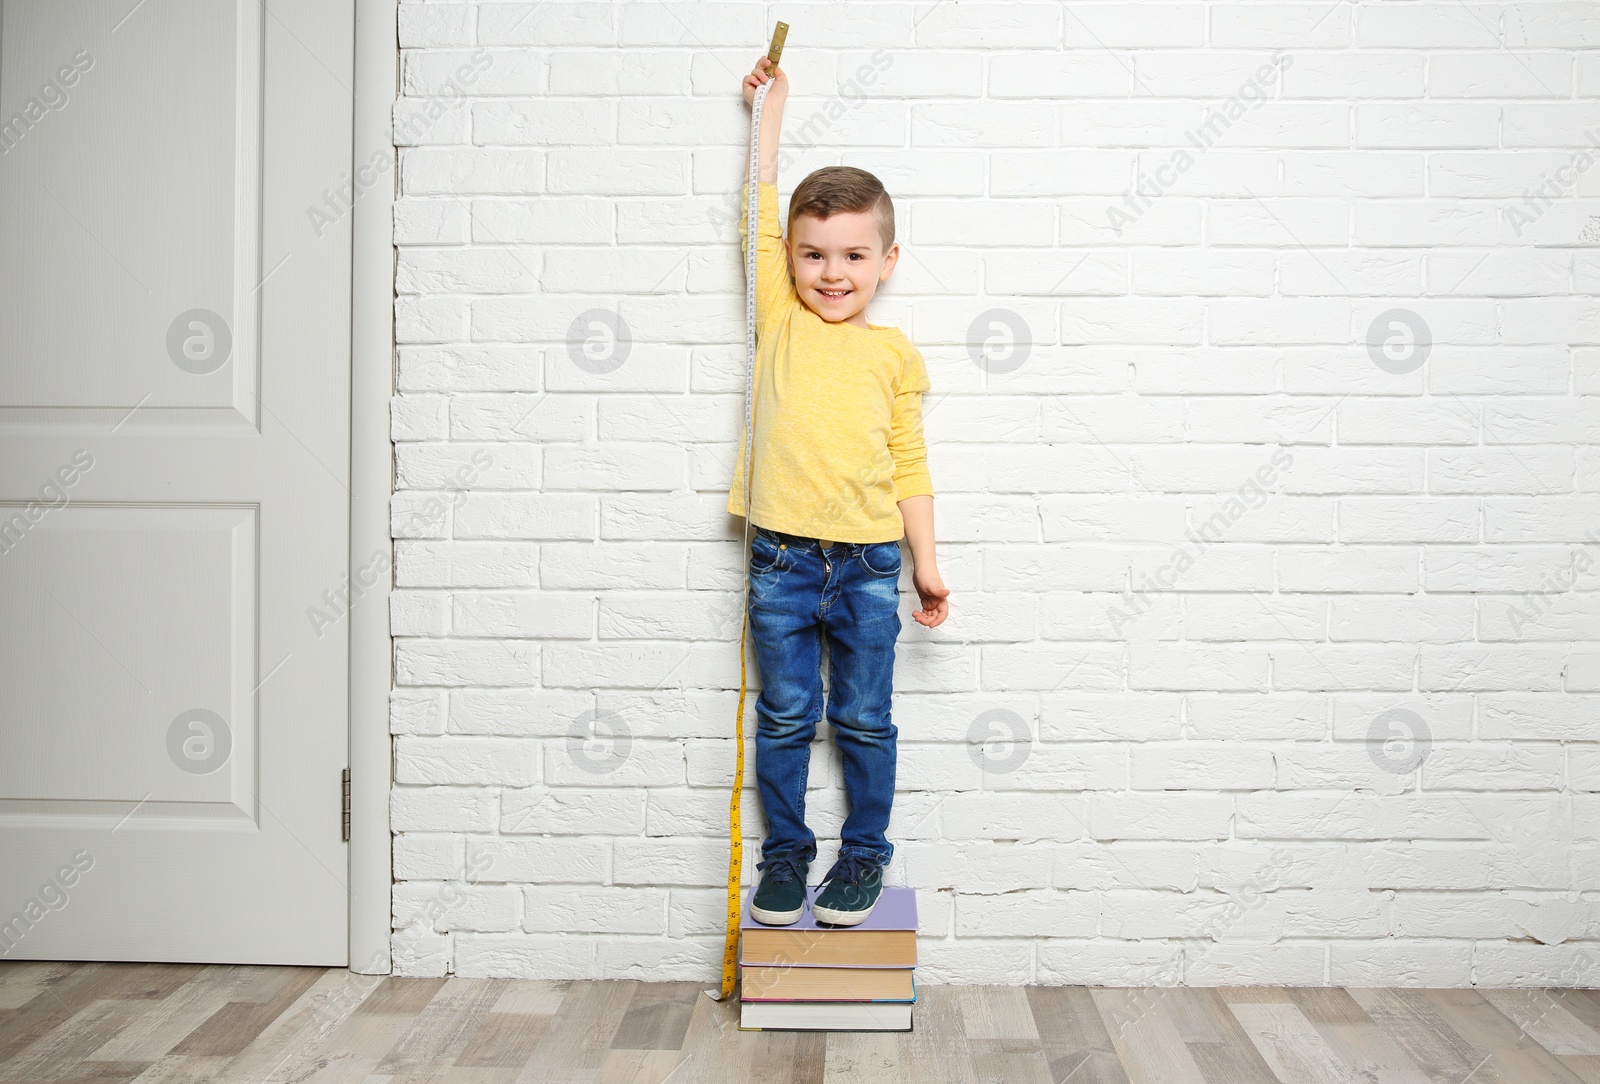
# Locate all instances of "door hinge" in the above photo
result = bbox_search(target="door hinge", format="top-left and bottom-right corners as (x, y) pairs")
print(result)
(341, 768), (352, 842)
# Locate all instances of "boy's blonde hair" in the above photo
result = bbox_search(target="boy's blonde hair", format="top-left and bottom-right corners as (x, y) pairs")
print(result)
(787, 166), (895, 255)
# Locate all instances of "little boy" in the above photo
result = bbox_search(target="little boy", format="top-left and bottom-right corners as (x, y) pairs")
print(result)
(730, 56), (949, 927)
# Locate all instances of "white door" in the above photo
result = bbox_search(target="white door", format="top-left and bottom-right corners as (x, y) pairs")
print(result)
(0, 0), (354, 964)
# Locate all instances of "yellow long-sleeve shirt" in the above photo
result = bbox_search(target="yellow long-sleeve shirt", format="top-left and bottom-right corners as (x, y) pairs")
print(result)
(727, 181), (933, 544)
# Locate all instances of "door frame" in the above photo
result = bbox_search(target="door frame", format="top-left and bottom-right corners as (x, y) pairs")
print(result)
(349, 0), (397, 975)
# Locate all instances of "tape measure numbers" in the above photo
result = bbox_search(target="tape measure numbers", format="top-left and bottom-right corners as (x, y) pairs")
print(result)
(708, 23), (787, 1004)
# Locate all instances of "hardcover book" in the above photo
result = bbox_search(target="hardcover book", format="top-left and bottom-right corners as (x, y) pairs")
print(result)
(738, 1000), (913, 1032)
(738, 885), (917, 968)
(740, 964), (915, 1002)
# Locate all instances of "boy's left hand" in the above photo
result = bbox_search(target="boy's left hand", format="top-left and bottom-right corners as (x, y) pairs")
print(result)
(910, 565), (949, 627)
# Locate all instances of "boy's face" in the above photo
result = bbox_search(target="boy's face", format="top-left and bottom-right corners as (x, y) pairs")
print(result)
(786, 209), (899, 327)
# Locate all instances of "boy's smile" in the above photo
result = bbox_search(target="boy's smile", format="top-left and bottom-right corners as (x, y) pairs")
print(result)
(786, 208), (899, 330)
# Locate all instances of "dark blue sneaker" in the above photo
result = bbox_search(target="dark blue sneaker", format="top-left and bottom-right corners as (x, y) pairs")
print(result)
(812, 854), (884, 926)
(751, 850), (809, 925)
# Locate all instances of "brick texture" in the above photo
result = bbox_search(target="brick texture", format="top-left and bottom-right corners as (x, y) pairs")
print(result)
(391, 1), (1600, 987)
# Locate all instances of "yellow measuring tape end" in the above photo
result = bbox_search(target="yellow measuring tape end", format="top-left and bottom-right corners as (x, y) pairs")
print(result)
(716, 620), (749, 1000)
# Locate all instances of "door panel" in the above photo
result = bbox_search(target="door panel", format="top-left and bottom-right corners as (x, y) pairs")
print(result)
(0, 505), (256, 815)
(0, 0), (353, 964)
(0, 0), (257, 424)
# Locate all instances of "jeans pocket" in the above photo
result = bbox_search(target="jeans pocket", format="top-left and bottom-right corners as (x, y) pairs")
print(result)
(750, 532), (782, 575)
(857, 540), (902, 578)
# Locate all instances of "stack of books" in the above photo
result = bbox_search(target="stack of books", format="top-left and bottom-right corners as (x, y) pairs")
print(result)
(738, 885), (917, 1031)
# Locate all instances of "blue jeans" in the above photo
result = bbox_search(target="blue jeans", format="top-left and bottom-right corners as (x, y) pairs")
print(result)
(746, 525), (902, 868)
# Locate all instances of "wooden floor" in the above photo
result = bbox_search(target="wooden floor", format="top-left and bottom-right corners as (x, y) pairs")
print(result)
(3, 963), (1600, 1083)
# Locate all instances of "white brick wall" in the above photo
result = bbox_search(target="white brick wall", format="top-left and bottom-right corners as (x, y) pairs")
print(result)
(390, 1), (1600, 987)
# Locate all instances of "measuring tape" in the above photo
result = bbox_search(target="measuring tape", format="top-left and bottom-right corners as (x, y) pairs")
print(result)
(708, 21), (787, 1004)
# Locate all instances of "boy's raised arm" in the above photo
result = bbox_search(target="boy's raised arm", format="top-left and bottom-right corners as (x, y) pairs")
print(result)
(739, 55), (797, 332)
(741, 55), (787, 186)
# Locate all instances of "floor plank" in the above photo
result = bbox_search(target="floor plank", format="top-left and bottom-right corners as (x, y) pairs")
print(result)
(377, 975), (507, 1081)
(493, 979), (570, 1015)
(898, 985), (977, 1084)
(513, 979), (638, 1084)
(1228, 1001), (1357, 1084)
(431, 1070), (523, 1084)
(87, 967), (246, 1062)
(1171, 988), (1280, 1084)
(1563, 1055), (1600, 1084)
(1091, 988), (1208, 1084)
(1558, 992), (1600, 1048)
(749, 1030), (827, 1084)
(3, 995), (150, 1084)
(1027, 985), (1130, 1084)
(956, 985), (1053, 1084)
(124, 1053), (231, 1083)
(0, 963), (71, 1010)
(456, 1012), (552, 1069)
(1478, 989), (1600, 1057)
(1347, 987), (1517, 1084)
(169, 974), (324, 1059)
(1418, 988), (1586, 1084)
(1161, 988), (1226, 1045)
(594, 1047), (683, 1084)
(610, 981), (699, 1051)
(644, 990), (748, 1084)
(212, 968), (386, 1084)
(6, 962), (1599, 1084)
(0, 964), (194, 1066)
(353, 975), (447, 1017)
(822, 1029), (902, 1083)
(1290, 988), (1433, 1084)
(296, 999), (432, 1084)
(45, 1060), (152, 1084)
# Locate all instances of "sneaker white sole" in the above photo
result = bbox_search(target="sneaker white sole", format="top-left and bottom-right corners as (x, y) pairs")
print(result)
(750, 902), (804, 925)
(812, 899), (876, 926)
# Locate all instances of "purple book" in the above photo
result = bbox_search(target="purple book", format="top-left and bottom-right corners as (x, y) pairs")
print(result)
(739, 886), (917, 968)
